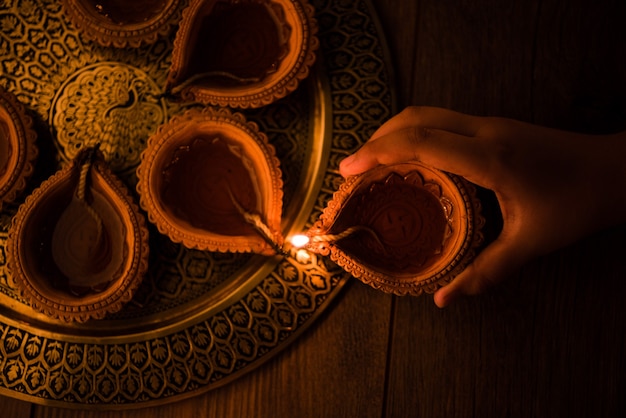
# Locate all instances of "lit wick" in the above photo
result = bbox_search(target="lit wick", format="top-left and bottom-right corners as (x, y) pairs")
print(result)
(290, 234), (311, 248)
(290, 225), (384, 249)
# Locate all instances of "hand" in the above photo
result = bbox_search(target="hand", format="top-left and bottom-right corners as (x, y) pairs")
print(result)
(339, 106), (626, 307)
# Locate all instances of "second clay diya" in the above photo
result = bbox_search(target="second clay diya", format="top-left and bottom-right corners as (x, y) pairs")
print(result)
(61, 0), (181, 48)
(292, 162), (484, 295)
(6, 147), (150, 322)
(136, 107), (284, 255)
(0, 87), (38, 211)
(166, 0), (318, 108)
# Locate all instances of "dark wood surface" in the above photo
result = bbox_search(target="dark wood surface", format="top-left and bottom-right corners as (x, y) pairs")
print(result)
(3, 0), (626, 416)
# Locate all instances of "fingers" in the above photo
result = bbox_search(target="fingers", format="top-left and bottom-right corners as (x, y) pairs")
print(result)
(339, 125), (486, 180)
(340, 107), (488, 179)
(338, 106), (532, 307)
(369, 106), (484, 142)
(433, 233), (531, 308)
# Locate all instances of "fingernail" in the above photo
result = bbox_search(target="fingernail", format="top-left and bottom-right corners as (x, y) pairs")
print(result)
(339, 155), (357, 176)
(340, 155), (355, 168)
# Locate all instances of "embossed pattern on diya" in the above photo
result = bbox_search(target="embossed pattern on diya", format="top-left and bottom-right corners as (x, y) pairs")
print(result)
(137, 107), (284, 255)
(0, 0), (393, 407)
(62, 0), (181, 47)
(0, 87), (38, 211)
(167, 0), (319, 108)
(304, 162), (484, 295)
(6, 147), (150, 322)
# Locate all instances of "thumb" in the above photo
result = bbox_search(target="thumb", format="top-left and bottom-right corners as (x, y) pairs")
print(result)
(433, 233), (530, 308)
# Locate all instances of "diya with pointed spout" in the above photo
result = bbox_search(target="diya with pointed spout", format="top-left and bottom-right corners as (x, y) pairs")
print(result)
(6, 147), (150, 322)
(166, 0), (318, 108)
(292, 162), (484, 295)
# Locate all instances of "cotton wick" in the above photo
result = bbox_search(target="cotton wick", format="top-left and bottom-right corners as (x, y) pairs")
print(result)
(75, 145), (103, 244)
(291, 225), (384, 248)
(227, 187), (285, 255)
(168, 71), (261, 96)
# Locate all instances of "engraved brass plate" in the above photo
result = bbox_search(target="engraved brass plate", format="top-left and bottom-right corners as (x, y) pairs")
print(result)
(0, 0), (394, 408)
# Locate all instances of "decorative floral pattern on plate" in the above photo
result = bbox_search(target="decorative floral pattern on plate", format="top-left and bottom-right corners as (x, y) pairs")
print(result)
(0, 0), (393, 407)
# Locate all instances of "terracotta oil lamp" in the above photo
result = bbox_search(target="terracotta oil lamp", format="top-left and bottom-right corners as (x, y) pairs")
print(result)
(291, 162), (484, 295)
(61, 0), (181, 48)
(166, 0), (318, 108)
(136, 107), (284, 255)
(6, 146), (150, 322)
(0, 87), (38, 211)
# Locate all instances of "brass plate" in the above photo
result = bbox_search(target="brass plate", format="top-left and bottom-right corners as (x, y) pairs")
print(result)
(0, 0), (394, 408)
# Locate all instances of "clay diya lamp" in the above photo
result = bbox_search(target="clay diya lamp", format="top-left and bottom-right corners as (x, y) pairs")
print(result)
(137, 107), (284, 255)
(0, 87), (38, 211)
(61, 0), (181, 48)
(6, 146), (150, 322)
(291, 162), (484, 295)
(166, 0), (318, 108)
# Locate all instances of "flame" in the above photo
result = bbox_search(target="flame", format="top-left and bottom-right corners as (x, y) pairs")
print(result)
(290, 234), (310, 248)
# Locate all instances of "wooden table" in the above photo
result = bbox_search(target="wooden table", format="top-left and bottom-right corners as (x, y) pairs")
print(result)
(3, 0), (625, 416)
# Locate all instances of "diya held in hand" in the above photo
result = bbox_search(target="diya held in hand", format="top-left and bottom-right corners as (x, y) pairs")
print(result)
(290, 162), (484, 296)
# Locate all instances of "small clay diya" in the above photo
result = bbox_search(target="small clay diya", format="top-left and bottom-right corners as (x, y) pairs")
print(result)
(136, 107), (284, 255)
(166, 0), (318, 108)
(6, 147), (149, 322)
(296, 162), (483, 295)
(0, 87), (38, 211)
(61, 0), (181, 48)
